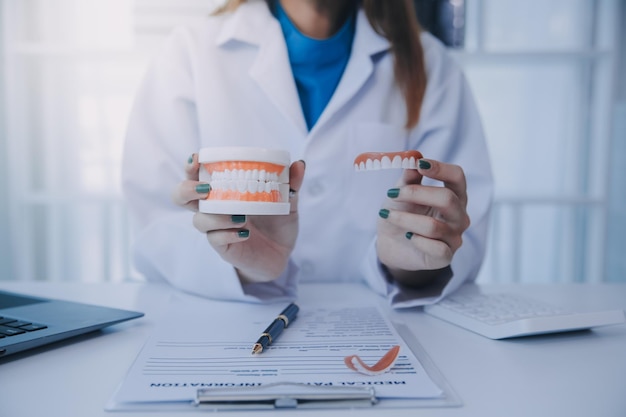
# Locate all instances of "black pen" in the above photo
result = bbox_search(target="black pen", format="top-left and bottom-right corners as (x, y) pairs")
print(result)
(252, 302), (299, 354)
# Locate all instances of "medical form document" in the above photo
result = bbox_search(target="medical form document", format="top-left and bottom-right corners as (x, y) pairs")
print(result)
(107, 284), (449, 411)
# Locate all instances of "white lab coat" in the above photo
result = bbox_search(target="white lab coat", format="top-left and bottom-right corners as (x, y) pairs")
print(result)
(122, 0), (493, 308)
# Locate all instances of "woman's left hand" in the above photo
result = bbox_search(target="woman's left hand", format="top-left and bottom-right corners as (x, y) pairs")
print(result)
(376, 159), (470, 286)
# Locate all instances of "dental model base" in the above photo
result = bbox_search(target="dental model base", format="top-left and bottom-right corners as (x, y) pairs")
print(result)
(354, 150), (423, 171)
(199, 147), (291, 215)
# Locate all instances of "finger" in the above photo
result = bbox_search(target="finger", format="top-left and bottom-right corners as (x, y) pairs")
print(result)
(192, 212), (248, 233)
(171, 180), (211, 211)
(206, 229), (250, 248)
(389, 185), (467, 224)
(396, 166), (423, 187)
(417, 159), (467, 207)
(185, 153), (200, 181)
(381, 210), (464, 251)
(288, 160), (306, 212)
(404, 232), (455, 268)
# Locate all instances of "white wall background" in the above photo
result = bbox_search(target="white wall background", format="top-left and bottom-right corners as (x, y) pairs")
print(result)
(0, 0), (623, 284)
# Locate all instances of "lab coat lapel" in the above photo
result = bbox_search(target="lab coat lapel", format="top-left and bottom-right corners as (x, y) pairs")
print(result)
(311, 10), (391, 135)
(217, 1), (308, 136)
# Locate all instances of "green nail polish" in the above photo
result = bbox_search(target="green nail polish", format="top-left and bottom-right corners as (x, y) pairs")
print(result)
(387, 188), (400, 198)
(379, 209), (390, 219)
(238, 229), (250, 238)
(195, 183), (211, 194)
(418, 159), (431, 170)
(231, 215), (246, 223)
(406, 232), (413, 240)
(188, 154), (194, 164)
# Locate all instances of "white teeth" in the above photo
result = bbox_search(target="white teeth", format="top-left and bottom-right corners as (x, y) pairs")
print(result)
(209, 179), (281, 194)
(208, 169), (283, 183)
(354, 157), (419, 171)
(248, 181), (258, 193)
(208, 168), (284, 194)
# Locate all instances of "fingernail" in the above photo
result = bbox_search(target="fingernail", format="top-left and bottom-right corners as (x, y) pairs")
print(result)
(418, 159), (431, 170)
(387, 188), (400, 198)
(188, 154), (194, 164)
(195, 183), (211, 194)
(231, 215), (246, 223)
(406, 232), (413, 240)
(238, 229), (250, 238)
(379, 209), (390, 219)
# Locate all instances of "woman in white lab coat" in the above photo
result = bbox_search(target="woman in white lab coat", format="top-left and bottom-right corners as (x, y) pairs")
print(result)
(122, 0), (493, 308)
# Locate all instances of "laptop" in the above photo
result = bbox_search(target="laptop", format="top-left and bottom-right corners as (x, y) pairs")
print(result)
(0, 289), (144, 358)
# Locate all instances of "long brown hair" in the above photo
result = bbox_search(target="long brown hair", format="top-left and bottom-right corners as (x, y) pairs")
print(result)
(214, 0), (426, 129)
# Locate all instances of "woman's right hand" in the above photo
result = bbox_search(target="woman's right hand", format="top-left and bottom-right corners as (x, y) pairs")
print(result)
(171, 154), (306, 284)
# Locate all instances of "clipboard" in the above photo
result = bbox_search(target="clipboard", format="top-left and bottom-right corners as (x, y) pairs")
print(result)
(195, 382), (377, 410)
(107, 324), (461, 411)
(187, 324), (461, 411)
(106, 289), (463, 412)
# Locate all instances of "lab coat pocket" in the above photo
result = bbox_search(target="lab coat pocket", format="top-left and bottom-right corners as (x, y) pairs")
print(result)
(345, 123), (409, 233)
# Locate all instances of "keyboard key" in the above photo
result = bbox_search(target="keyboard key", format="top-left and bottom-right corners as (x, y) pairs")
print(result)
(0, 316), (47, 334)
(0, 325), (26, 336)
(20, 324), (47, 332)
(5, 320), (31, 328)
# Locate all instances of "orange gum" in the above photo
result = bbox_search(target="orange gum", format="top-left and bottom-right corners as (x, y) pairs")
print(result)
(207, 189), (281, 202)
(353, 150), (423, 165)
(202, 161), (285, 175)
(344, 345), (400, 375)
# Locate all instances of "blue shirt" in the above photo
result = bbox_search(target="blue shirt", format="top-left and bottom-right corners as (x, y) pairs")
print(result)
(274, 2), (355, 130)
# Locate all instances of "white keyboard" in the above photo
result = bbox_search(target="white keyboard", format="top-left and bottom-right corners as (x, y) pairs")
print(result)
(424, 290), (625, 339)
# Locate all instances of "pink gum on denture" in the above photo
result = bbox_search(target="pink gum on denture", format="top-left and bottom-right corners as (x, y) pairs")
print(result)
(354, 150), (424, 171)
(344, 345), (401, 376)
(198, 147), (291, 215)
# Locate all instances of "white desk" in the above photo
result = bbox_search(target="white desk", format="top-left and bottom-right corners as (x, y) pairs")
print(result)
(1, 281), (625, 417)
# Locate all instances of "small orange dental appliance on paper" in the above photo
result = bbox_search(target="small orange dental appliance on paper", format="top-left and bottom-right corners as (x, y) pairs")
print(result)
(344, 345), (401, 376)
(354, 150), (423, 171)
(199, 147), (291, 215)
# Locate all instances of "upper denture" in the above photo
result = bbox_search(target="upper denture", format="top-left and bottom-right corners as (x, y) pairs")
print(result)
(353, 150), (423, 171)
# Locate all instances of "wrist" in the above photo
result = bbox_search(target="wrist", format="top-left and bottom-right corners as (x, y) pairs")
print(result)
(235, 262), (289, 285)
(383, 264), (453, 289)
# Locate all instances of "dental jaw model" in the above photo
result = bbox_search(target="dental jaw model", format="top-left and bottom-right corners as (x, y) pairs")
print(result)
(353, 150), (423, 171)
(199, 147), (291, 215)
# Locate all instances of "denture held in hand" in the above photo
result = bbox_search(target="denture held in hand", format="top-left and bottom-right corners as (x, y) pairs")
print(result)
(198, 147), (290, 215)
(344, 345), (401, 376)
(354, 150), (423, 171)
